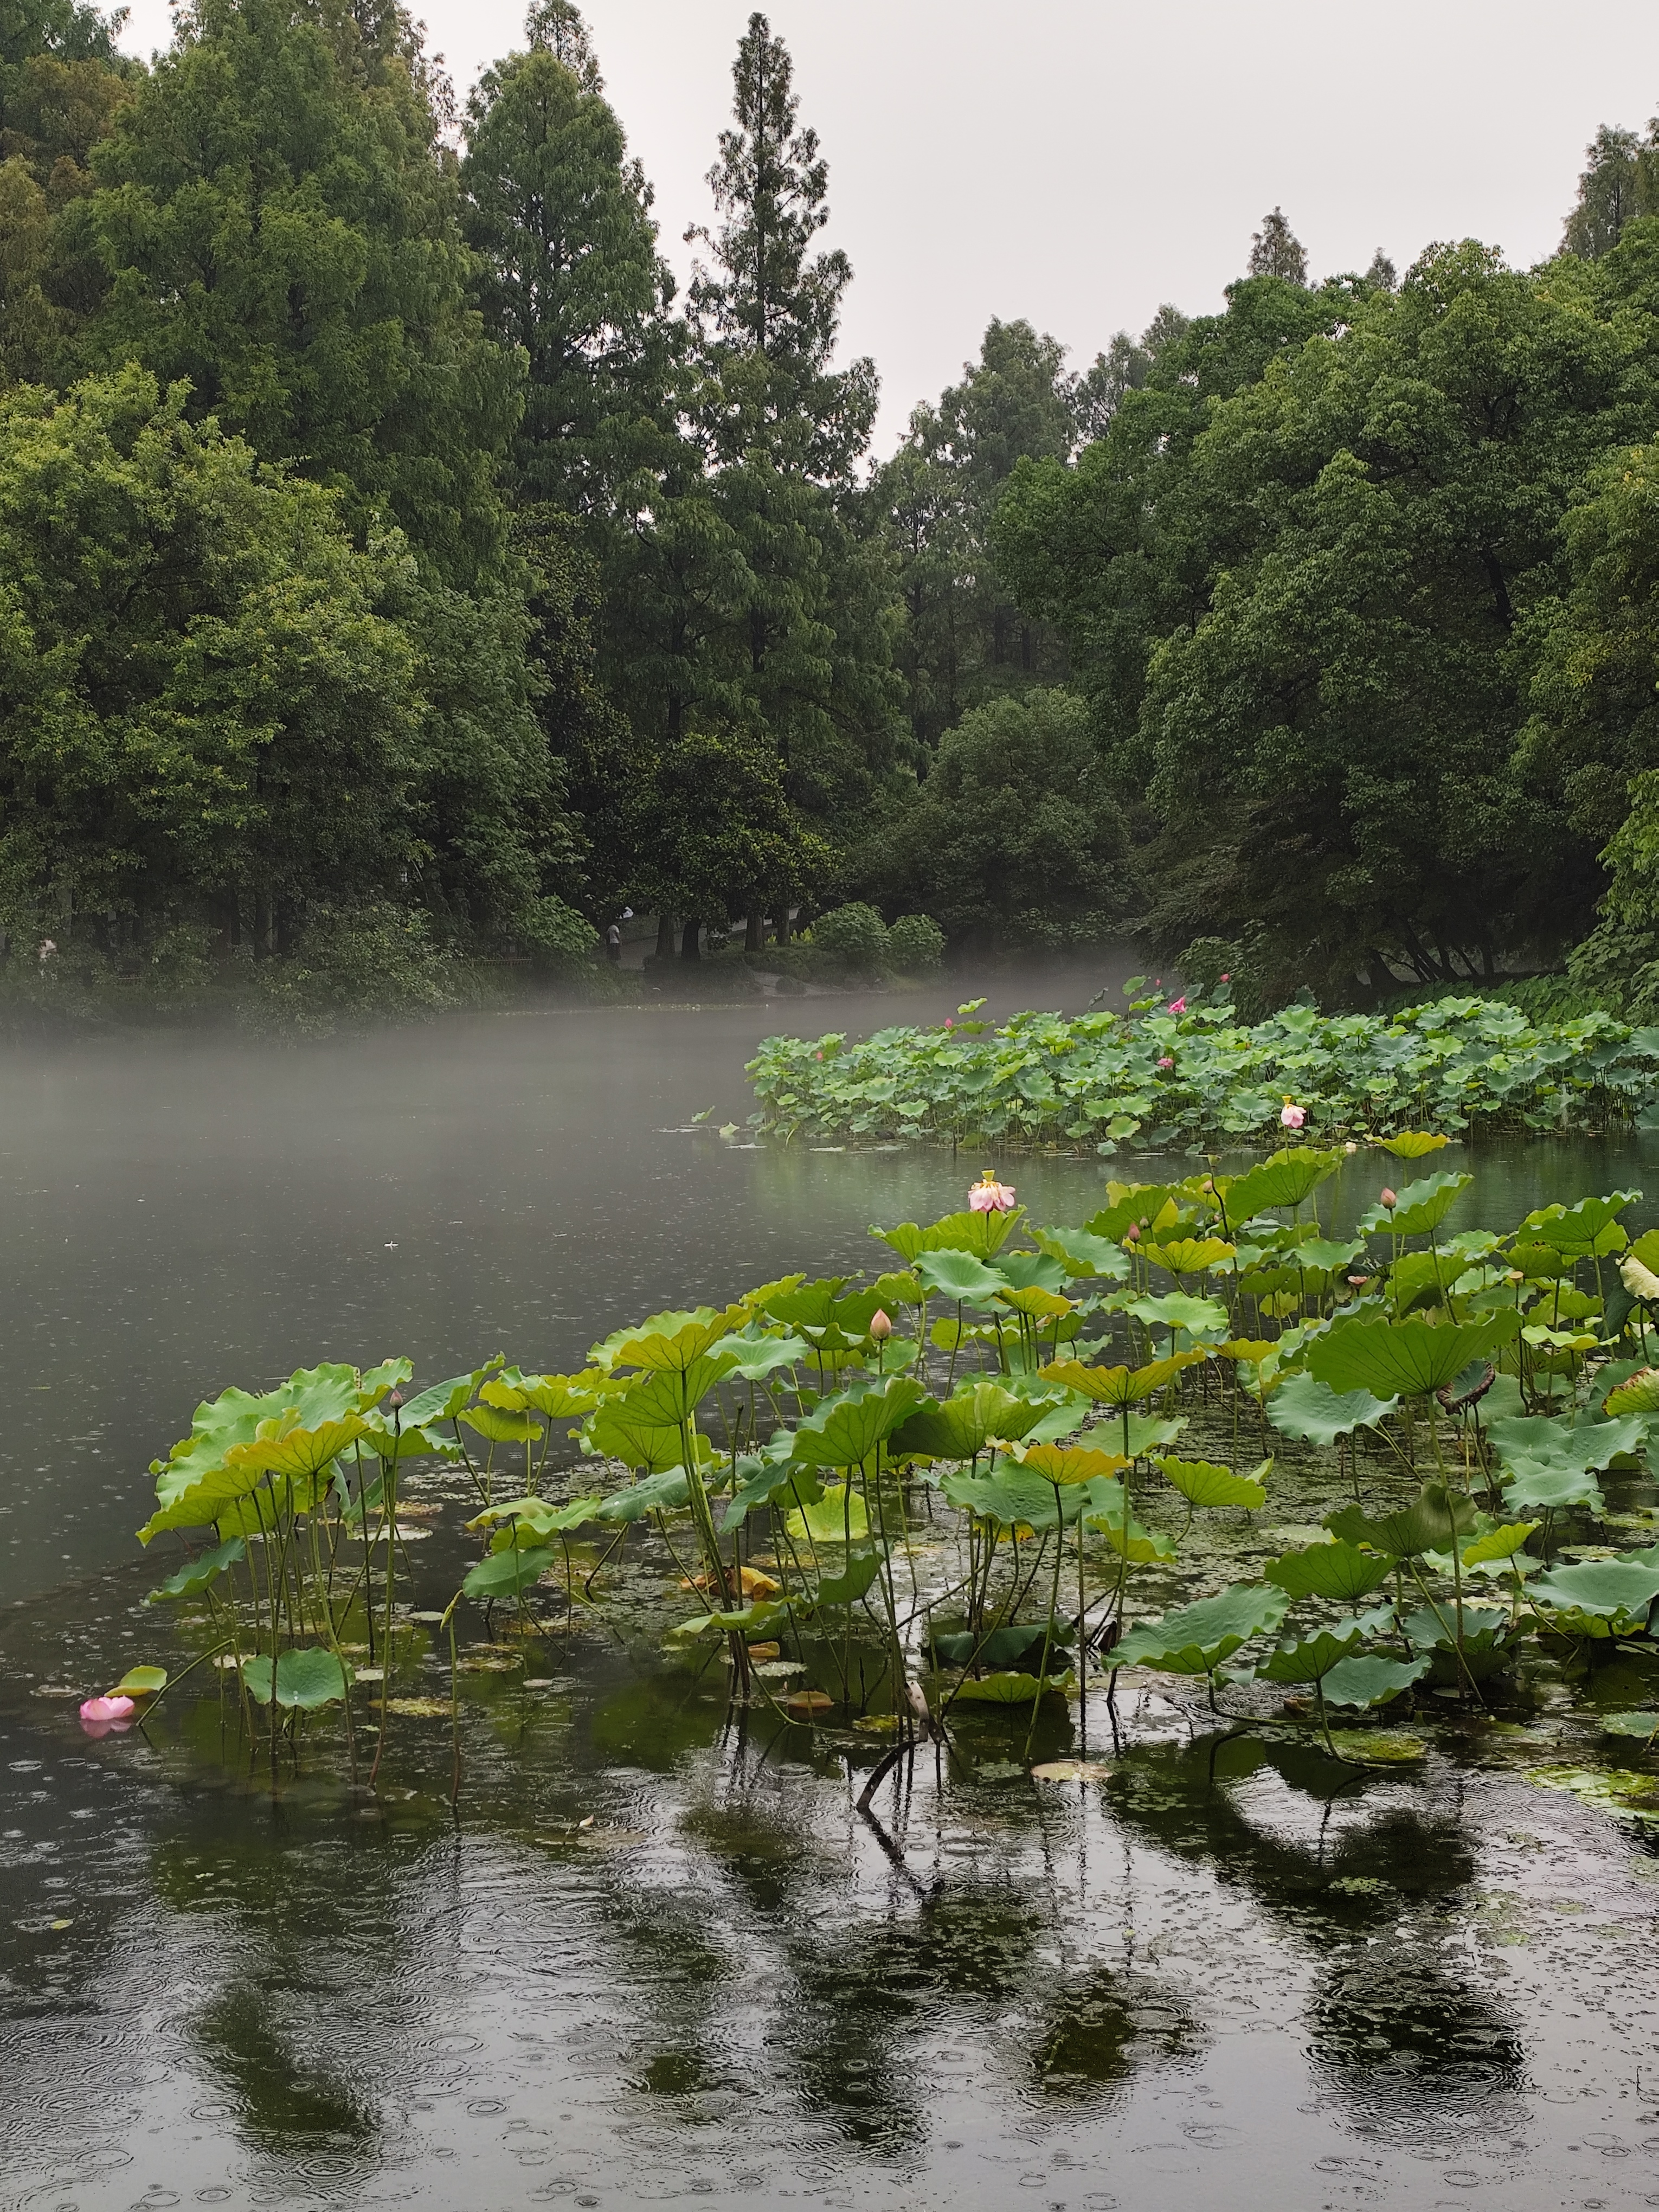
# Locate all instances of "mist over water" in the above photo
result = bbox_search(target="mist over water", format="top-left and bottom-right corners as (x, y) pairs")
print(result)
(0, 956), (1146, 1606)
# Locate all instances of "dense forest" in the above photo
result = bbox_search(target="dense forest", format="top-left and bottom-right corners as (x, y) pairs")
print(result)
(3, 0), (1659, 1013)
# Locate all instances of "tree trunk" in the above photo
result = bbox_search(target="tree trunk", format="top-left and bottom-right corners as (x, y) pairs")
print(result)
(745, 908), (765, 952)
(775, 906), (792, 946)
(655, 912), (676, 960)
(680, 917), (702, 961)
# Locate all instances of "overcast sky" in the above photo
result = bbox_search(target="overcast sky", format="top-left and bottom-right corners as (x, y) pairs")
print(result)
(115, 1), (1659, 453)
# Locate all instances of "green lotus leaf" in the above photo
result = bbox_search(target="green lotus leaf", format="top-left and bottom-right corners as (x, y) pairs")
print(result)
(719, 1455), (819, 1533)
(892, 1379), (1050, 1461)
(110, 1664), (168, 1696)
(941, 1465), (1088, 1532)
(1219, 1148), (1342, 1218)
(1258, 1626), (1366, 1686)
(1462, 1519), (1539, 1566)
(1266, 1373), (1399, 1445)
(1082, 1476), (1178, 1561)
(920, 1206), (1023, 1258)
(479, 1368), (607, 1419)
(672, 1599), (790, 1637)
(996, 1250), (1069, 1294)
(950, 1669), (1072, 1703)
(785, 1486), (870, 1544)
(605, 1310), (748, 1373)
(241, 1647), (353, 1708)
(1326, 1483), (1478, 1559)
(1518, 1191), (1638, 1258)
(145, 1535), (246, 1603)
(1307, 1312), (1519, 1399)
(1028, 1226), (1130, 1282)
(606, 1354), (739, 1431)
(1018, 1442), (1130, 1485)
(1605, 1367), (1659, 1417)
(1601, 1711), (1659, 1740)
(1154, 1455), (1269, 1510)
(1038, 1352), (1204, 1405)
(459, 1404), (544, 1445)
(915, 1249), (1009, 1304)
(1266, 1540), (1397, 1602)
(1358, 1170), (1471, 1236)
(471, 1495), (601, 1540)
(591, 1468), (692, 1522)
(461, 1545), (559, 1598)
(583, 1401), (687, 1474)
(1127, 1292), (1229, 1339)
(1113, 1582), (1288, 1673)
(1376, 1132), (1451, 1160)
(1319, 1653), (1431, 1709)
(716, 1330), (813, 1382)
(808, 1553), (882, 1609)
(931, 1622), (1070, 1670)
(1529, 1548), (1659, 1618)
(398, 1362), (502, 1426)
(1502, 1462), (1606, 1513)
(1489, 1414), (1647, 1475)
(792, 1375), (929, 1468)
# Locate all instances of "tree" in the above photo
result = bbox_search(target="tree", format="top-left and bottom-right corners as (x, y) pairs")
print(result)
(1248, 206), (1307, 284)
(0, 0), (136, 382)
(73, 0), (520, 587)
(0, 365), (420, 956)
(855, 689), (1128, 949)
(1564, 124), (1646, 259)
(460, 3), (676, 520)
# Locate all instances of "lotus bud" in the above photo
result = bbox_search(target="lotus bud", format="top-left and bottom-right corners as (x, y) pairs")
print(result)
(1167, 996), (1187, 1014)
(1126, 1223), (1141, 1243)
(969, 1173), (1017, 1213)
(869, 1309), (893, 1341)
(1157, 1055), (1174, 1070)
(389, 1388), (404, 1409)
(1380, 1188), (1398, 1211)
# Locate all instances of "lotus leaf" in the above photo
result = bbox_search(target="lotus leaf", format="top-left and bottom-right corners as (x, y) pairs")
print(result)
(785, 1486), (870, 1544)
(1600, 1711), (1659, 1740)
(145, 1535), (246, 1603)
(470, 1495), (600, 1540)
(1083, 1480), (1178, 1562)
(891, 1382), (1051, 1462)
(460, 1405), (544, 1446)
(1358, 1169), (1472, 1236)
(931, 1622), (1070, 1669)
(1128, 1292), (1229, 1338)
(480, 1369), (607, 1419)
(1154, 1455), (1269, 1510)
(1029, 1226), (1130, 1281)
(792, 1376), (929, 1468)
(1258, 1626), (1366, 1686)
(1219, 1149), (1341, 1217)
(462, 1545), (559, 1598)
(1462, 1519), (1539, 1565)
(1039, 1352), (1203, 1405)
(1503, 1462), (1606, 1512)
(1018, 1443), (1129, 1485)
(591, 1468), (692, 1522)
(941, 1464), (1088, 1532)
(1604, 1368), (1659, 1417)
(398, 1363), (501, 1425)
(673, 1599), (790, 1637)
(1326, 1484), (1478, 1560)
(584, 1402), (690, 1474)
(1529, 1550), (1659, 1618)
(1377, 1132), (1451, 1159)
(915, 1249), (1009, 1304)
(110, 1664), (168, 1696)
(1307, 1312), (1519, 1399)
(606, 1310), (747, 1373)
(950, 1669), (1072, 1702)
(241, 1648), (353, 1708)
(1148, 1237), (1235, 1276)
(1518, 1191), (1638, 1258)
(1266, 1540), (1397, 1603)
(808, 1554), (883, 1608)
(1113, 1582), (1289, 1673)
(1266, 1373), (1399, 1445)
(1319, 1653), (1431, 1708)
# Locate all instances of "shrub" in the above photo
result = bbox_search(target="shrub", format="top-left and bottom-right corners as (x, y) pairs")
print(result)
(811, 902), (889, 970)
(888, 912), (946, 973)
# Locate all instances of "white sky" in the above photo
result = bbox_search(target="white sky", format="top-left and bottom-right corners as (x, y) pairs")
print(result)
(115, 1), (1659, 453)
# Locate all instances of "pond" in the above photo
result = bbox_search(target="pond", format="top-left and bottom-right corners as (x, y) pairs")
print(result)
(5, 988), (1659, 2211)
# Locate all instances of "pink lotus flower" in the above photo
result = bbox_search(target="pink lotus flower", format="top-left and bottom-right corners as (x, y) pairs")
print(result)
(1126, 1222), (1141, 1243)
(80, 1694), (134, 1729)
(969, 1173), (1017, 1213)
(1167, 996), (1187, 1014)
(1280, 1099), (1307, 1130)
(1380, 1187), (1398, 1211)
(869, 1309), (892, 1340)
(943, 1017), (955, 1030)
(1157, 1054), (1174, 1069)
(1220, 972), (1231, 982)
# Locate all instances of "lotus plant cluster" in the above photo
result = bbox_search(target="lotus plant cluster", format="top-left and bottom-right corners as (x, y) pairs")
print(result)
(106, 1139), (1659, 1783)
(746, 990), (1659, 1152)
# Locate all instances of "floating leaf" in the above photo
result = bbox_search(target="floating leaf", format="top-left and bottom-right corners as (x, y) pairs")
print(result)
(950, 1669), (1073, 1703)
(110, 1665), (168, 1697)
(1529, 1551), (1659, 1619)
(1031, 1759), (1113, 1780)
(672, 1599), (790, 1637)
(241, 1648), (352, 1709)
(932, 1622), (1069, 1670)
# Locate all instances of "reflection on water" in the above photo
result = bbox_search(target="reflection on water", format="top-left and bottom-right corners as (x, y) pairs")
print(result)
(4, 1573), (1659, 2210)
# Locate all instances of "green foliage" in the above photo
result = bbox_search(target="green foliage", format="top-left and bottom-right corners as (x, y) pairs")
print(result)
(810, 902), (889, 970)
(855, 689), (1129, 949)
(886, 911), (945, 973)
(748, 994), (1659, 1147)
